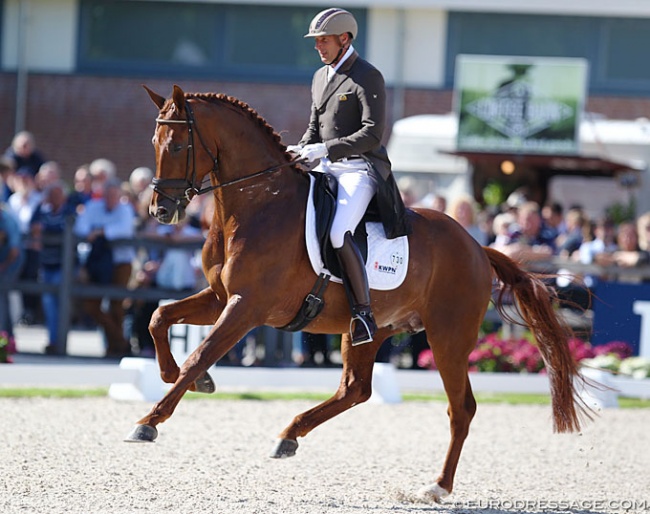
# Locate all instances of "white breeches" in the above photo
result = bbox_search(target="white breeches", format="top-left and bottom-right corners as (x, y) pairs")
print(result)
(314, 158), (377, 249)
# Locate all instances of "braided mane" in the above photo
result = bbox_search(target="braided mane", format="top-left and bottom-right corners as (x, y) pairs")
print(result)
(180, 92), (307, 176)
(189, 92), (286, 148)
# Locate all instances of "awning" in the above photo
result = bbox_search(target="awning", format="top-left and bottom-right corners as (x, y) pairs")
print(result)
(444, 151), (646, 177)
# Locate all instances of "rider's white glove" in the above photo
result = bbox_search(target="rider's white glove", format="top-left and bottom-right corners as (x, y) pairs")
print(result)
(286, 145), (302, 154)
(299, 143), (328, 163)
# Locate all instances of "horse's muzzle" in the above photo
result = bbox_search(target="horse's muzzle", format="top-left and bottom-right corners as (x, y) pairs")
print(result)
(150, 204), (185, 225)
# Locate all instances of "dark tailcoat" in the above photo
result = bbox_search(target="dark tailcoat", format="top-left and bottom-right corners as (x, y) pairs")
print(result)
(299, 51), (410, 239)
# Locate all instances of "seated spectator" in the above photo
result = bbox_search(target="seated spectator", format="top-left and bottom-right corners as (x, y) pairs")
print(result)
(74, 178), (136, 358)
(492, 201), (555, 263)
(3, 131), (45, 177)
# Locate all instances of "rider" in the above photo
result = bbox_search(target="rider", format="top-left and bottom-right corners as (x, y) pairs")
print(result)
(289, 8), (410, 345)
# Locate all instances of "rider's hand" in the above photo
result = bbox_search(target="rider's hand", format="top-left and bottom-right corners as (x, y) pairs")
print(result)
(286, 145), (302, 154)
(299, 143), (327, 163)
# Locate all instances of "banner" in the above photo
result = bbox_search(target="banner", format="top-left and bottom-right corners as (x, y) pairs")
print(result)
(454, 55), (588, 154)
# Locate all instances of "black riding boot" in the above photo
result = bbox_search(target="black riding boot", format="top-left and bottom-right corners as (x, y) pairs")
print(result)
(336, 231), (377, 345)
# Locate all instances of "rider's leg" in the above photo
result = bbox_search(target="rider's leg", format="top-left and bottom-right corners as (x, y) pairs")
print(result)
(335, 231), (377, 345)
(329, 162), (377, 345)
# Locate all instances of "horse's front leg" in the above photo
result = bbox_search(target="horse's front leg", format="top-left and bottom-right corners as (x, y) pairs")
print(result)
(270, 329), (389, 458)
(126, 294), (254, 442)
(149, 288), (224, 389)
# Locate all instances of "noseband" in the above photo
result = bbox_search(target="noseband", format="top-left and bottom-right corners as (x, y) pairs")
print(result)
(153, 99), (303, 207)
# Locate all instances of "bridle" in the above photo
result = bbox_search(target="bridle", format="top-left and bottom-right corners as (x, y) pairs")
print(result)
(153, 99), (302, 207)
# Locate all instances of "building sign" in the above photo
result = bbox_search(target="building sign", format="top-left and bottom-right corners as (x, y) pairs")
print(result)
(454, 55), (588, 154)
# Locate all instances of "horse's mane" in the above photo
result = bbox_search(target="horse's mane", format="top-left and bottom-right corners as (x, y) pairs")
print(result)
(176, 92), (305, 175)
(190, 92), (283, 145)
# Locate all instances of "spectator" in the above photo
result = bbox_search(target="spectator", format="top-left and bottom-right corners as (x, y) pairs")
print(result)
(578, 216), (617, 266)
(541, 201), (565, 241)
(556, 208), (587, 258)
(88, 158), (117, 199)
(0, 157), (16, 202)
(492, 201), (555, 262)
(419, 193), (447, 212)
(68, 164), (93, 211)
(0, 205), (24, 340)
(128, 210), (204, 356)
(34, 161), (62, 193)
(74, 177), (136, 358)
(610, 221), (649, 268)
(447, 194), (488, 245)
(490, 211), (516, 249)
(3, 131), (45, 177)
(636, 211), (650, 253)
(30, 180), (76, 355)
(7, 167), (43, 324)
(129, 166), (154, 198)
(396, 176), (419, 208)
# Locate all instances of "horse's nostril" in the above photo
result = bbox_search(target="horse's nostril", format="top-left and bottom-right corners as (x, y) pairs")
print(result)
(156, 206), (168, 217)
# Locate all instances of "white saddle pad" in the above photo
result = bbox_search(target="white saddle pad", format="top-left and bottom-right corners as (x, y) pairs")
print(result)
(305, 174), (409, 291)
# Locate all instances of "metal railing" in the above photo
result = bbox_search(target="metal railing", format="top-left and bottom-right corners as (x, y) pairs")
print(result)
(0, 217), (203, 354)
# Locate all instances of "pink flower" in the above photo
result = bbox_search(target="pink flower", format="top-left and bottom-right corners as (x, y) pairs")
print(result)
(593, 341), (633, 359)
(417, 349), (437, 370)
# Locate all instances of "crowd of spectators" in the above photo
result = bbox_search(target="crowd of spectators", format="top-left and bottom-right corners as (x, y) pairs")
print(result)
(0, 131), (206, 359)
(2, 130), (649, 367)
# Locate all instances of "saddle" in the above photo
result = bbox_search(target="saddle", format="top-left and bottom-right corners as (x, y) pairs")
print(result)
(280, 171), (403, 332)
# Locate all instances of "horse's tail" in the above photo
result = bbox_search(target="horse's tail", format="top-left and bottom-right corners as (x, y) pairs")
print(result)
(483, 247), (592, 433)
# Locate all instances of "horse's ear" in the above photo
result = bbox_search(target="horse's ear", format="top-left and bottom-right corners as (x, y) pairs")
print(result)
(172, 84), (186, 114)
(143, 85), (166, 110)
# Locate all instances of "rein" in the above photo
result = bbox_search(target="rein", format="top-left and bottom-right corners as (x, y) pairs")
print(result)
(153, 100), (302, 206)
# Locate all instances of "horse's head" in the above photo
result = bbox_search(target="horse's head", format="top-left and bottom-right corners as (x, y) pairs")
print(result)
(144, 84), (218, 224)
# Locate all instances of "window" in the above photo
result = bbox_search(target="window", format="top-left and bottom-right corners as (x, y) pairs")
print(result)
(78, 1), (366, 83)
(447, 12), (650, 96)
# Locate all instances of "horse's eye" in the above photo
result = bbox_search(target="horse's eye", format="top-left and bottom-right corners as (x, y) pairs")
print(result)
(171, 144), (183, 154)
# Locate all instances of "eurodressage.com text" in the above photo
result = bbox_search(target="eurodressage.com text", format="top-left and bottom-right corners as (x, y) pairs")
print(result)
(444, 499), (648, 511)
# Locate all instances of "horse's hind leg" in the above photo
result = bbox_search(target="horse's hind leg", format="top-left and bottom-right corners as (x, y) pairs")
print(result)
(149, 288), (224, 391)
(271, 330), (386, 458)
(419, 354), (476, 502)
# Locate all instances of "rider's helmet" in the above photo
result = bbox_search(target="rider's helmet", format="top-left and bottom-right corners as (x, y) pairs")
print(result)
(304, 8), (358, 40)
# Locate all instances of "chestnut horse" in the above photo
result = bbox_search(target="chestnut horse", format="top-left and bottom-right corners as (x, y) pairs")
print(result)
(127, 85), (589, 501)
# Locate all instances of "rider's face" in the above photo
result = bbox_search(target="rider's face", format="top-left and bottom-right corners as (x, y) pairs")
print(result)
(313, 35), (344, 65)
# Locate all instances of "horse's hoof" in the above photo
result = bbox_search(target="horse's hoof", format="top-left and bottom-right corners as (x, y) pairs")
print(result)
(269, 438), (299, 458)
(416, 483), (449, 503)
(194, 371), (216, 394)
(124, 424), (158, 443)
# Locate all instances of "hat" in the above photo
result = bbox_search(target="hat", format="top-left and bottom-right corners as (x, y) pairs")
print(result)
(304, 8), (358, 39)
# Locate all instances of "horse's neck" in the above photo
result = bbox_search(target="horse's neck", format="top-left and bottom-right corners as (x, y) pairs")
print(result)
(213, 169), (309, 234)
